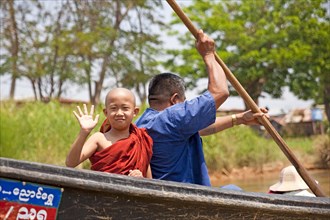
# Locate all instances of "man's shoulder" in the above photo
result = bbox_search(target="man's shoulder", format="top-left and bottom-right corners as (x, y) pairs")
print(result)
(191, 91), (214, 103)
(136, 108), (159, 125)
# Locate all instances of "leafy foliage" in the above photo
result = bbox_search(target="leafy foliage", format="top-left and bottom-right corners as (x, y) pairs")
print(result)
(0, 100), (104, 165)
(0, 0), (165, 104)
(203, 125), (284, 171)
(165, 0), (329, 118)
(0, 101), (324, 172)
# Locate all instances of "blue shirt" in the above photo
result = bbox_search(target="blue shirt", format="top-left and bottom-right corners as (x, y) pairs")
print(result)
(135, 91), (216, 186)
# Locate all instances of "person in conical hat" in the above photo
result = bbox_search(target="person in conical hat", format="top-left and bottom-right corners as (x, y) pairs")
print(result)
(268, 165), (316, 197)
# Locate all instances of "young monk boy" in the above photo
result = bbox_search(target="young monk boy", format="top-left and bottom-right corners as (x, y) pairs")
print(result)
(66, 88), (153, 178)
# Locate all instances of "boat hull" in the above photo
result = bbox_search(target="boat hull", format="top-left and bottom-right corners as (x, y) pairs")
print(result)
(1, 157), (329, 219)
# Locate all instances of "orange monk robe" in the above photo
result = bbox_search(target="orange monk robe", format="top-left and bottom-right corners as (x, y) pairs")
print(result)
(89, 122), (153, 177)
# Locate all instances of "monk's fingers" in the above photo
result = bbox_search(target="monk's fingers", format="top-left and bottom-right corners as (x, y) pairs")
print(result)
(129, 169), (139, 174)
(73, 111), (80, 120)
(77, 106), (83, 116)
(83, 104), (88, 115)
(94, 114), (100, 123)
(131, 173), (143, 178)
(90, 105), (95, 116)
(128, 169), (142, 177)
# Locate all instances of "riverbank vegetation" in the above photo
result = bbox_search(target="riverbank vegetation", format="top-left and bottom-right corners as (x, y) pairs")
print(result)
(1, 100), (329, 173)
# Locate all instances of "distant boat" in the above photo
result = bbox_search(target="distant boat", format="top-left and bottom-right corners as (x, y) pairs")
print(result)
(1, 157), (329, 220)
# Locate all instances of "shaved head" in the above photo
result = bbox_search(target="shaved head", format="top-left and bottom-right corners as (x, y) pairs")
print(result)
(105, 88), (136, 107)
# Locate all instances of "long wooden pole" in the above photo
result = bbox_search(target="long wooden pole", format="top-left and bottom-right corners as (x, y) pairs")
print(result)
(166, 0), (326, 197)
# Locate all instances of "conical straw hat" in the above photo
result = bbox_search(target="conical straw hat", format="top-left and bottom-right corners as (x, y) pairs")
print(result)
(269, 166), (309, 192)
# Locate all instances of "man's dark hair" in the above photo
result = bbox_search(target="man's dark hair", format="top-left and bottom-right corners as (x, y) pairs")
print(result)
(148, 73), (186, 103)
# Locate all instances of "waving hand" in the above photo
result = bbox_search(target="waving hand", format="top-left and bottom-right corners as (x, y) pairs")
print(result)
(73, 104), (100, 132)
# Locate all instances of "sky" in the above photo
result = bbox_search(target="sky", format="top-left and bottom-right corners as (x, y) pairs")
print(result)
(0, 0), (314, 116)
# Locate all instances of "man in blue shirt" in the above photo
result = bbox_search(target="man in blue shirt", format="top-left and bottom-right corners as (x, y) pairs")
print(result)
(136, 30), (267, 186)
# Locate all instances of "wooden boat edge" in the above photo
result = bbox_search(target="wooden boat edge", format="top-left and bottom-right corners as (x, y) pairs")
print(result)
(1, 157), (329, 219)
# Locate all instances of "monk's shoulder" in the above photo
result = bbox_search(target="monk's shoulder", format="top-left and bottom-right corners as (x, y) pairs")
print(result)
(91, 131), (109, 144)
(92, 131), (105, 138)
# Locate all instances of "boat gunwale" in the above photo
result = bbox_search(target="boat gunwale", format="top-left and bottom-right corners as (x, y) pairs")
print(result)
(1, 157), (329, 217)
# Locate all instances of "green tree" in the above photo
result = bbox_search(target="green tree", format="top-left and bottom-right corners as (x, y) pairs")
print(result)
(165, 0), (329, 121)
(283, 0), (330, 121)
(21, 1), (75, 101)
(1, 0), (164, 104)
(1, 0), (20, 99)
(1, 0), (76, 101)
(64, 0), (164, 105)
(114, 1), (165, 103)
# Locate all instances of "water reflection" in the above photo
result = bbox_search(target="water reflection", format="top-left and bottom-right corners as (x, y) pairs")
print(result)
(212, 169), (330, 197)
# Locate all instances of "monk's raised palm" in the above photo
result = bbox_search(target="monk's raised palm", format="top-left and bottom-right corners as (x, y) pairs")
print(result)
(73, 104), (99, 131)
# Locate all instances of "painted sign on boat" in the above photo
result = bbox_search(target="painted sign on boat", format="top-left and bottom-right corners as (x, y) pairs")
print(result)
(0, 178), (63, 220)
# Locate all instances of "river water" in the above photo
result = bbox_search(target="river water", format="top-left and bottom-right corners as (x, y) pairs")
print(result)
(211, 169), (330, 197)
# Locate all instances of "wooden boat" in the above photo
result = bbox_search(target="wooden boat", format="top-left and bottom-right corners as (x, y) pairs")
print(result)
(1, 157), (329, 219)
